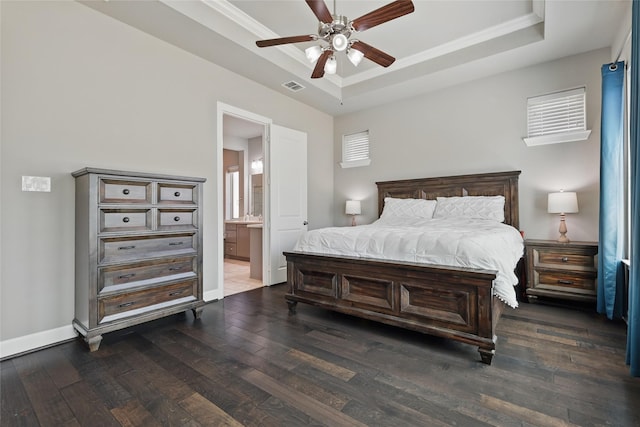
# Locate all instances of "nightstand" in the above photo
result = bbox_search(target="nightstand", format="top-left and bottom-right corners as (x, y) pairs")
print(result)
(525, 239), (598, 303)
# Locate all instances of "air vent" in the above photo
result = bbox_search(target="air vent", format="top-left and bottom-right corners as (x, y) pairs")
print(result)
(282, 80), (306, 92)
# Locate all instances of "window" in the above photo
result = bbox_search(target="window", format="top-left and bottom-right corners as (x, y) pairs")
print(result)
(523, 87), (591, 146)
(226, 169), (240, 219)
(341, 130), (371, 168)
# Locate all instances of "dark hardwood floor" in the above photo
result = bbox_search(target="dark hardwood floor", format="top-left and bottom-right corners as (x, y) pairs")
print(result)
(2, 284), (639, 426)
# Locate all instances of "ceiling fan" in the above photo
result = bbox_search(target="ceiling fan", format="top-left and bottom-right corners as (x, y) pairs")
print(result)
(255, 0), (415, 79)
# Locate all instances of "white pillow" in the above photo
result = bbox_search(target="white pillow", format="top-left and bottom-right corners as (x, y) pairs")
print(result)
(380, 197), (437, 220)
(433, 195), (505, 222)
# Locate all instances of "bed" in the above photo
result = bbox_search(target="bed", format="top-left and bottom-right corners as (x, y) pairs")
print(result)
(284, 170), (522, 364)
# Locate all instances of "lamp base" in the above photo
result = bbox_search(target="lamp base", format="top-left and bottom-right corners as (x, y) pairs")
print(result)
(557, 214), (570, 243)
(351, 216), (356, 226)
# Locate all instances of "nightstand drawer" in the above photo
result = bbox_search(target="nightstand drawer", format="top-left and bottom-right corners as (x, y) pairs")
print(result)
(534, 248), (596, 271)
(533, 270), (597, 295)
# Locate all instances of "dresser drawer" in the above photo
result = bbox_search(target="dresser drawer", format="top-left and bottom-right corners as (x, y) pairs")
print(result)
(99, 256), (197, 293)
(533, 269), (597, 296)
(100, 209), (152, 233)
(533, 247), (596, 271)
(158, 209), (197, 230)
(158, 183), (196, 204)
(98, 280), (197, 324)
(99, 233), (196, 263)
(100, 179), (152, 204)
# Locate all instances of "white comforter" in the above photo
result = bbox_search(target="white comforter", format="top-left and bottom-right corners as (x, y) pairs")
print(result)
(293, 217), (524, 308)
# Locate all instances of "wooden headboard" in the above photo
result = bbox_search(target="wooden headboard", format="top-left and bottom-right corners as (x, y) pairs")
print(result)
(376, 170), (521, 229)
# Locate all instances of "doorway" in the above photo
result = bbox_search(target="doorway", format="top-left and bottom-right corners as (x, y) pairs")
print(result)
(219, 105), (270, 297)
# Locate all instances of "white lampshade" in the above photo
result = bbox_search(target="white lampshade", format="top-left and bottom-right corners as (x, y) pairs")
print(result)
(548, 191), (579, 214)
(332, 34), (348, 52)
(305, 45), (322, 63)
(345, 200), (361, 215)
(324, 55), (337, 74)
(347, 48), (364, 66)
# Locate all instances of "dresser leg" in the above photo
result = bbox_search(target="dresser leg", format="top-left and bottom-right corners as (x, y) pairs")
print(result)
(85, 335), (102, 352)
(192, 307), (204, 319)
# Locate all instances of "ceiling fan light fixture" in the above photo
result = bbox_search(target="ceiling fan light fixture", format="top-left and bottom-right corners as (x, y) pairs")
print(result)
(305, 45), (323, 63)
(255, 0), (415, 79)
(347, 48), (364, 66)
(324, 55), (337, 74)
(332, 33), (348, 52)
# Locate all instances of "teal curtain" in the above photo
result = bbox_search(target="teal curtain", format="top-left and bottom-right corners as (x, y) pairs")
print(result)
(628, 0), (640, 377)
(597, 61), (626, 320)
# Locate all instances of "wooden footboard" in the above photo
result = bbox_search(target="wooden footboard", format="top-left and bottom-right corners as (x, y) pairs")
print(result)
(284, 251), (504, 364)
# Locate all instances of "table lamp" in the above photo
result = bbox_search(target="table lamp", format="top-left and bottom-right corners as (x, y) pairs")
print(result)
(345, 200), (361, 226)
(548, 191), (578, 243)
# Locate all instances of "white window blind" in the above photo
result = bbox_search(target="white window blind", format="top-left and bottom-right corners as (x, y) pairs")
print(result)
(341, 130), (371, 168)
(524, 87), (591, 146)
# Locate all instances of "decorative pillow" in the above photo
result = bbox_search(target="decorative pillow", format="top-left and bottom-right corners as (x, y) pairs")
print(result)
(380, 197), (437, 220)
(433, 195), (505, 222)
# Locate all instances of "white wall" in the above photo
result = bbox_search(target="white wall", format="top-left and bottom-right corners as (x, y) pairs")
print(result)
(334, 48), (607, 242)
(0, 1), (333, 355)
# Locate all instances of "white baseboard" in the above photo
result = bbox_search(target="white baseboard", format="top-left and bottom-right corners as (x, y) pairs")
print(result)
(204, 289), (222, 302)
(1, 294), (223, 360)
(0, 325), (77, 360)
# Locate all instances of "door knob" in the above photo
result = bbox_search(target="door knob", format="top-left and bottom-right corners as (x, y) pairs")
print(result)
(303, 221), (308, 225)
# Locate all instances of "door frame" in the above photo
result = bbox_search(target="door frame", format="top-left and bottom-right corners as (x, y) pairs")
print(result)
(217, 102), (272, 299)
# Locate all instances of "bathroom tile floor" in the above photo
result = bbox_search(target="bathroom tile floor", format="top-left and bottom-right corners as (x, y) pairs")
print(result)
(224, 258), (263, 296)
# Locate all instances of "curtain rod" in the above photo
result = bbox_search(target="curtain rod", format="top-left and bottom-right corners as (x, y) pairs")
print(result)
(611, 29), (632, 70)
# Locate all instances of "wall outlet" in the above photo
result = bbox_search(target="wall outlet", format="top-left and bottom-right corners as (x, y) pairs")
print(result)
(22, 176), (51, 192)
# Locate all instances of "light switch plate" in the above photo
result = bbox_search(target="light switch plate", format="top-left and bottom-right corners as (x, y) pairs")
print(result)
(22, 176), (51, 192)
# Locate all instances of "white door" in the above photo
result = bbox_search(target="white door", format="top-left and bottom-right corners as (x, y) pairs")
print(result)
(267, 125), (308, 285)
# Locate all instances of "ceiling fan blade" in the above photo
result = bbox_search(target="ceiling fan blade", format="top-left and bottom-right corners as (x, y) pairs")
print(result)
(305, 0), (334, 24)
(351, 41), (395, 67)
(311, 50), (332, 79)
(256, 35), (315, 48)
(351, 0), (415, 32)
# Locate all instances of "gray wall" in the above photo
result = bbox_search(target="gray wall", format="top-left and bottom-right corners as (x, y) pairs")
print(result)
(334, 48), (607, 242)
(1, 1), (333, 351)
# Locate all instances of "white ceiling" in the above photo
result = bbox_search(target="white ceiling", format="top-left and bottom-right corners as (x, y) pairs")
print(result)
(81, 0), (629, 117)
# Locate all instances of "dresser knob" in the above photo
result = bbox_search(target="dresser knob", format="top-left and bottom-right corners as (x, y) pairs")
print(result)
(174, 216), (181, 222)
(561, 257), (569, 262)
(122, 189), (130, 195)
(174, 191), (181, 197)
(122, 217), (130, 223)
